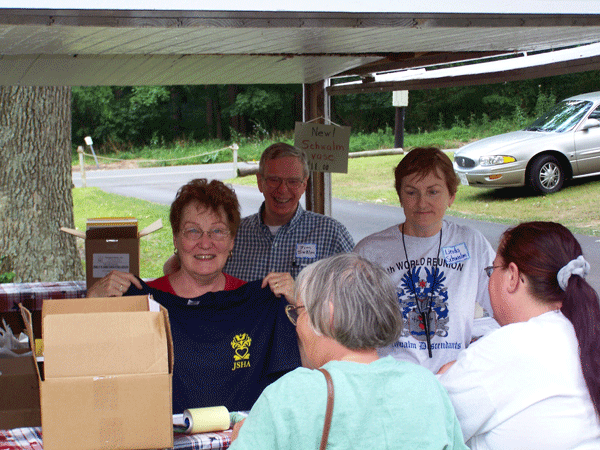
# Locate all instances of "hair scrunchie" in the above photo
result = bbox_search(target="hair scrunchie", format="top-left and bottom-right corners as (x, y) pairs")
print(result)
(557, 255), (590, 291)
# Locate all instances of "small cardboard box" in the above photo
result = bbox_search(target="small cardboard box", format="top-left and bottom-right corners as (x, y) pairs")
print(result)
(0, 349), (41, 429)
(20, 295), (173, 450)
(61, 217), (162, 288)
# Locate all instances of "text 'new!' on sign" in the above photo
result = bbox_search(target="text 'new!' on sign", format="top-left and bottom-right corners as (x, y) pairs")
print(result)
(294, 122), (351, 173)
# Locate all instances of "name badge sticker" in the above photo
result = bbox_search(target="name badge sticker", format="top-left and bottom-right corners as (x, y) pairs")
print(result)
(442, 243), (470, 264)
(296, 243), (317, 259)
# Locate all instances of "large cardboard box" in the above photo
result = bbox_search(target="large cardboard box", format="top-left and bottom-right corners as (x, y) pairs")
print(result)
(61, 217), (162, 287)
(0, 349), (41, 429)
(20, 295), (173, 450)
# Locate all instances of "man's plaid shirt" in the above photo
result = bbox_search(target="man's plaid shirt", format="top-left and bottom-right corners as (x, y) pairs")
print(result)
(224, 203), (355, 281)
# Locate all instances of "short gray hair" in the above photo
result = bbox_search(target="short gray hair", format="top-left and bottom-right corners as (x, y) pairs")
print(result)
(258, 142), (309, 178)
(295, 253), (403, 350)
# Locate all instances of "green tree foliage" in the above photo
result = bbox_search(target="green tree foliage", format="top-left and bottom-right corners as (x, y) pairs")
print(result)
(225, 85), (301, 134)
(72, 86), (170, 151)
(73, 84), (301, 152)
(330, 92), (393, 132)
(71, 71), (600, 152)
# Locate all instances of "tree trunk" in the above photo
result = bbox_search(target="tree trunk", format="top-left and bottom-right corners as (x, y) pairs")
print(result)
(0, 86), (84, 282)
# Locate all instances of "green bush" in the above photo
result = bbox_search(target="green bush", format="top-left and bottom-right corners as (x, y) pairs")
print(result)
(0, 271), (15, 283)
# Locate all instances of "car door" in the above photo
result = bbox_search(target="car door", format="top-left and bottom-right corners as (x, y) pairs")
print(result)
(573, 106), (600, 176)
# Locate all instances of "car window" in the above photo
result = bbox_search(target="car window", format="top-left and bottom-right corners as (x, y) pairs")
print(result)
(588, 107), (600, 120)
(525, 100), (593, 133)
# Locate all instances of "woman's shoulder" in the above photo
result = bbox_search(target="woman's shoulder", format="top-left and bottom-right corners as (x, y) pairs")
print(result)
(224, 273), (247, 290)
(354, 224), (400, 251)
(325, 357), (442, 387)
(261, 367), (328, 398)
(457, 313), (570, 364)
(146, 275), (173, 292)
(381, 356), (444, 382)
(443, 219), (494, 250)
(444, 219), (485, 239)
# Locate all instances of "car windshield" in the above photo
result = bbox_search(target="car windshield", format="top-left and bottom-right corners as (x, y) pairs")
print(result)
(525, 100), (593, 133)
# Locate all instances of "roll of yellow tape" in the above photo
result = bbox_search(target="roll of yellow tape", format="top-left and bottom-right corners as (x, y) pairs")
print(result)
(35, 339), (44, 357)
(183, 406), (230, 434)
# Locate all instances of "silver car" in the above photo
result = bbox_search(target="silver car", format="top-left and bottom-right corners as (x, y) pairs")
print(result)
(453, 91), (600, 194)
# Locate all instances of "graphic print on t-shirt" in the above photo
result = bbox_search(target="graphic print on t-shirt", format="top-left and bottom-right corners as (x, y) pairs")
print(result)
(399, 266), (450, 341)
(231, 333), (252, 371)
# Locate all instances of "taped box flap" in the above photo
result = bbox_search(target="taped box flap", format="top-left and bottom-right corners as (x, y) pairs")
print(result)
(60, 227), (86, 239)
(43, 310), (169, 378)
(139, 219), (163, 237)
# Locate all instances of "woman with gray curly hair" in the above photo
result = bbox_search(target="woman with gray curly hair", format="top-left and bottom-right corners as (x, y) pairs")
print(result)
(230, 252), (467, 450)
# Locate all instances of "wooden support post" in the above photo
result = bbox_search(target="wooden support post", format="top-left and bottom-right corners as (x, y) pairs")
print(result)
(394, 107), (405, 150)
(303, 80), (330, 215)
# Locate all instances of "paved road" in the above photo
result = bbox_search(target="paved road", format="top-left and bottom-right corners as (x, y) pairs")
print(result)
(73, 163), (600, 292)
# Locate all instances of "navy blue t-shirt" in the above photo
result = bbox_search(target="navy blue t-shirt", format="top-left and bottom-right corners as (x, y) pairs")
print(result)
(127, 279), (301, 413)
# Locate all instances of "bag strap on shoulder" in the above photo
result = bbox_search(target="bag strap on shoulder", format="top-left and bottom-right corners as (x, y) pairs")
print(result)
(317, 368), (334, 450)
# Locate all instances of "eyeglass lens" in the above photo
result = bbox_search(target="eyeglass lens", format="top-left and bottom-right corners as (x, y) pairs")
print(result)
(285, 304), (304, 325)
(182, 228), (229, 241)
(265, 176), (304, 189)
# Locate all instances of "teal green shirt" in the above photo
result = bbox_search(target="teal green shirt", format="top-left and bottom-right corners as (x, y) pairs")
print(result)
(230, 356), (467, 450)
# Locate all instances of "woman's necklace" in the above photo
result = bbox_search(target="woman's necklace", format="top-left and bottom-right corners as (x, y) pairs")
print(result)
(401, 223), (443, 358)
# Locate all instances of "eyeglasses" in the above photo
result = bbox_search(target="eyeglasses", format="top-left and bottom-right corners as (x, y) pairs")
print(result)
(263, 176), (306, 190)
(484, 265), (503, 277)
(285, 304), (305, 326)
(181, 227), (231, 241)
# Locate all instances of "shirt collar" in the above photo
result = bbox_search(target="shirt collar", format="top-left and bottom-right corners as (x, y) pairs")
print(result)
(257, 202), (304, 230)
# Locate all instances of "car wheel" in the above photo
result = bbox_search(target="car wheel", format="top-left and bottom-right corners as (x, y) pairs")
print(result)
(528, 155), (565, 194)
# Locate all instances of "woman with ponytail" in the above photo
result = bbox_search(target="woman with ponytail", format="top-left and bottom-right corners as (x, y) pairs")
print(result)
(438, 221), (600, 449)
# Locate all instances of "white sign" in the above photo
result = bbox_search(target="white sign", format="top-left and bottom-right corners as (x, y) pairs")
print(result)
(294, 122), (351, 173)
(392, 91), (409, 107)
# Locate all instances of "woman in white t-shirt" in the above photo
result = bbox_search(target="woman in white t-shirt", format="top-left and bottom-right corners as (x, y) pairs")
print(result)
(438, 221), (600, 449)
(355, 147), (496, 373)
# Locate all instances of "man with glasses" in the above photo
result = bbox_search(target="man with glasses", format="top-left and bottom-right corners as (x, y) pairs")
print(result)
(225, 143), (354, 281)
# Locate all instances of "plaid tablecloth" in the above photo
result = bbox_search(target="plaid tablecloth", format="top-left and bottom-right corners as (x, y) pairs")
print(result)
(0, 428), (43, 450)
(0, 281), (87, 314)
(0, 427), (232, 450)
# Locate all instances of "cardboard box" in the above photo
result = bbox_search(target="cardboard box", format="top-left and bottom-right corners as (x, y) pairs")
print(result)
(61, 217), (162, 288)
(0, 349), (41, 429)
(20, 295), (173, 450)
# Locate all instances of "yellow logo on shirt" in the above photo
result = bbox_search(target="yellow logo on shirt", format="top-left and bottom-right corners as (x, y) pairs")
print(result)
(231, 333), (252, 371)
